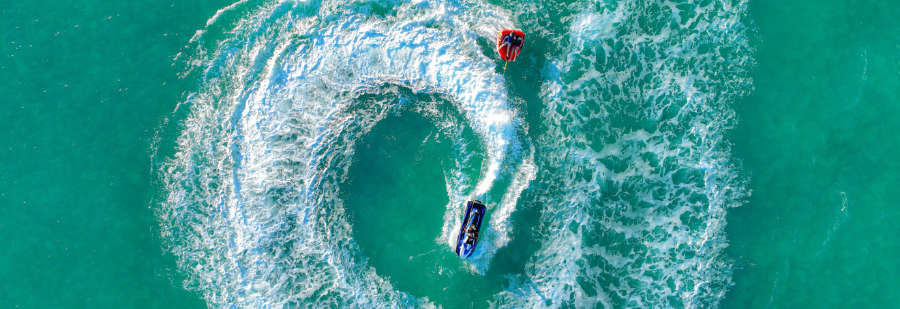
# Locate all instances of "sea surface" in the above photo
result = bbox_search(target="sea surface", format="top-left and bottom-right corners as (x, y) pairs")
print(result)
(2, 0), (897, 308)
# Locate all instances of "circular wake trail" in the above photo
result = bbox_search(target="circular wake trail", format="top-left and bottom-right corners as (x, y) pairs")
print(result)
(159, 0), (532, 307)
(159, 0), (756, 307)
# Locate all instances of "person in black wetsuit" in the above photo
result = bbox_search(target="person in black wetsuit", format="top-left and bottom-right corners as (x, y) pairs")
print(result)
(465, 225), (478, 245)
(510, 35), (524, 58)
(465, 208), (480, 245)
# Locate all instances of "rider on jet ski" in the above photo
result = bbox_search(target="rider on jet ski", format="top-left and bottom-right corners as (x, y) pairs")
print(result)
(465, 225), (478, 244)
(455, 200), (486, 258)
(464, 209), (480, 244)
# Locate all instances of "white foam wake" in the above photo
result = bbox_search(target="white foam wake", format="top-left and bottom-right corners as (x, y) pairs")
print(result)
(159, 0), (534, 307)
(495, 0), (754, 307)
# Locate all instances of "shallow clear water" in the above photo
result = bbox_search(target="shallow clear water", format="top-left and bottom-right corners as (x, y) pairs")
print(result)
(2, 0), (897, 308)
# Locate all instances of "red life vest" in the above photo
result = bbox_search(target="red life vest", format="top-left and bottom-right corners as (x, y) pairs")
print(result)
(497, 29), (526, 61)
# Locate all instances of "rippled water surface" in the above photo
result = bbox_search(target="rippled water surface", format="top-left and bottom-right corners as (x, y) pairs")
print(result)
(2, 0), (898, 308)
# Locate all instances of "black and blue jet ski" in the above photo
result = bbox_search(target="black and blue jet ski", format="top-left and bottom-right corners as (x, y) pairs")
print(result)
(455, 200), (486, 258)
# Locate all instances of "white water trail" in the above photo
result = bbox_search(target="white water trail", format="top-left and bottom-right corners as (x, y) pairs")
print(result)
(495, 0), (754, 307)
(160, 0), (534, 306)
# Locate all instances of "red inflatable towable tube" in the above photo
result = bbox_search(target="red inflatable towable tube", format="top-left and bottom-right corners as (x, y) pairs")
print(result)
(497, 29), (526, 61)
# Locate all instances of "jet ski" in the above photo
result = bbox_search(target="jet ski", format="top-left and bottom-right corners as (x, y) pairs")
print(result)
(455, 200), (486, 258)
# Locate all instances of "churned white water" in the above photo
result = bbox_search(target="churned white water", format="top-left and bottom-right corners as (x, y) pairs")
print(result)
(158, 0), (754, 307)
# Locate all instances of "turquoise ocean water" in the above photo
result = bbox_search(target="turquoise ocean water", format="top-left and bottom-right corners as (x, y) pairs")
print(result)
(2, 0), (897, 308)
